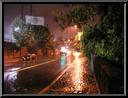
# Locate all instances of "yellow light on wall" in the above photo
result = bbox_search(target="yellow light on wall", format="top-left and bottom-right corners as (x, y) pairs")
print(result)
(75, 34), (78, 41)
(78, 32), (83, 41)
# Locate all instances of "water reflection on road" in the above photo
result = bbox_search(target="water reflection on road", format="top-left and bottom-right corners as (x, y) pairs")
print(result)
(4, 51), (83, 94)
(42, 52), (99, 94)
(4, 67), (21, 81)
(4, 67), (21, 93)
(60, 51), (74, 70)
(4, 60), (61, 94)
(71, 52), (84, 93)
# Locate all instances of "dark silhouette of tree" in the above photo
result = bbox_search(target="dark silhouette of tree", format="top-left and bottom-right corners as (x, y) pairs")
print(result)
(53, 4), (99, 30)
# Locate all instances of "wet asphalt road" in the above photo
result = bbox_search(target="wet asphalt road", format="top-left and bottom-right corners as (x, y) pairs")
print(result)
(4, 59), (62, 94)
(4, 52), (99, 94)
(39, 53), (99, 94)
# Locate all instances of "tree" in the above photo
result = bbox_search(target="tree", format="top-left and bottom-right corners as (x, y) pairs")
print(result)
(12, 16), (27, 47)
(53, 4), (100, 30)
(81, 4), (124, 65)
(12, 16), (53, 55)
(11, 16), (27, 57)
(27, 25), (53, 55)
(52, 4), (100, 51)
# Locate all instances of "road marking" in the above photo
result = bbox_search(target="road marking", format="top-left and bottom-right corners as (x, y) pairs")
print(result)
(38, 61), (75, 94)
(15, 59), (57, 72)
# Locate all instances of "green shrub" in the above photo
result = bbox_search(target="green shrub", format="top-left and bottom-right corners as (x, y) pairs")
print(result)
(81, 4), (124, 65)
(81, 25), (123, 65)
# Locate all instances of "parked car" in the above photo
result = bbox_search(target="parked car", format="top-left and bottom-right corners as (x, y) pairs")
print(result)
(22, 53), (31, 61)
(22, 53), (37, 61)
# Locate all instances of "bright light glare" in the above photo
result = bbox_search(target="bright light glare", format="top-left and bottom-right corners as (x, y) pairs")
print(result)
(74, 25), (77, 29)
(60, 46), (69, 53)
(73, 52), (81, 60)
(4, 67), (20, 81)
(71, 52), (85, 92)
(60, 46), (67, 53)
(77, 32), (83, 41)
(14, 27), (20, 32)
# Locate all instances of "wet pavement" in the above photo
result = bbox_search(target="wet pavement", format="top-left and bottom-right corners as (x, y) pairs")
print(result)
(4, 59), (62, 94)
(39, 52), (99, 94)
(4, 52), (99, 94)
(4, 56), (56, 71)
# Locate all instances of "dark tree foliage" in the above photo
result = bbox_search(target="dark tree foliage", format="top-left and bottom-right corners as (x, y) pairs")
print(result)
(53, 4), (99, 29)
(81, 4), (124, 66)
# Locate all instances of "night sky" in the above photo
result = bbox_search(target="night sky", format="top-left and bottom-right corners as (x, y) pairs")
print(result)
(4, 4), (79, 42)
